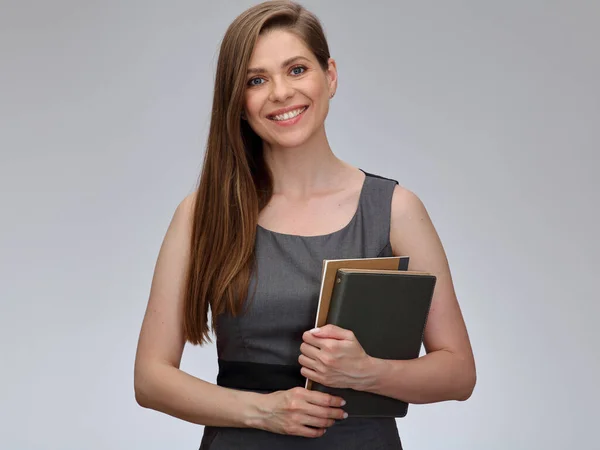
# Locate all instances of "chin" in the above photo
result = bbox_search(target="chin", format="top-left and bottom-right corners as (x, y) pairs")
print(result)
(277, 126), (322, 148)
(270, 133), (314, 149)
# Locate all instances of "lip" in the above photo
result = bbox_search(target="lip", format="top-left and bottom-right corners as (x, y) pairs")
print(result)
(266, 104), (309, 118)
(267, 106), (308, 127)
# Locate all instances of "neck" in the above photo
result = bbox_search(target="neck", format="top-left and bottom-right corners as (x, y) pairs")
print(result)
(262, 126), (348, 199)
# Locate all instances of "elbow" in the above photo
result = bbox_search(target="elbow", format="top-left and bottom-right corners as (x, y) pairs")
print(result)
(134, 382), (150, 408)
(134, 379), (150, 408)
(134, 364), (154, 408)
(456, 366), (477, 402)
(134, 360), (175, 408)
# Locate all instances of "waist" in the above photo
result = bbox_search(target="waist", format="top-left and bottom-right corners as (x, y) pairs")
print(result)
(216, 358), (305, 392)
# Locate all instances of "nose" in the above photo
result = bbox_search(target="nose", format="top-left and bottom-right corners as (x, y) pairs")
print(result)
(268, 76), (294, 103)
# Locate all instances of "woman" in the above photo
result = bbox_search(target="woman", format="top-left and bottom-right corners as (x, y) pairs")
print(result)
(134, 1), (476, 449)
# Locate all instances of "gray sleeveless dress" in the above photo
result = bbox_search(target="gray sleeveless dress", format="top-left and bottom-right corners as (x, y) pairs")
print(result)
(199, 171), (403, 449)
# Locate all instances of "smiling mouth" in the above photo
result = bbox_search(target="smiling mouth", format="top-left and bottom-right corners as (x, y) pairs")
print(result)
(268, 106), (308, 122)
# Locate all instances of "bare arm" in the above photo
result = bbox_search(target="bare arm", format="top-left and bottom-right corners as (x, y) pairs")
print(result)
(134, 194), (346, 437)
(133, 193), (263, 427)
(359, 186), (476, 403)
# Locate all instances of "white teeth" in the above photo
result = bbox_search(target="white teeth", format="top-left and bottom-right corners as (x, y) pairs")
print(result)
(271, 107), (306, 121)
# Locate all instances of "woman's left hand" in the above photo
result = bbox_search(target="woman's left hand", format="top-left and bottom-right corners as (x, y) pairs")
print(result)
(299, 324), (373, 390)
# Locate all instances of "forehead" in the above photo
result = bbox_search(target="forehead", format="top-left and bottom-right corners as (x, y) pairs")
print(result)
(249, 29), (314, 68)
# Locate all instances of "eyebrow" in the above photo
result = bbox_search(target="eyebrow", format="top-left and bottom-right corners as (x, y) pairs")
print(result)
(247, 56), (310, 75)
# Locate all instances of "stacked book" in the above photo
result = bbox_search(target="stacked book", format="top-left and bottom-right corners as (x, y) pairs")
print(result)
(305, 256), (436, 418)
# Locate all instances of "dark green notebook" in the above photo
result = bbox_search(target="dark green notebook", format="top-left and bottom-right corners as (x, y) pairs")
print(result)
(311, 269), (437, 417)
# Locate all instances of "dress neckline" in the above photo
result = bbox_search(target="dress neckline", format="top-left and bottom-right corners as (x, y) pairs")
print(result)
(257, 170), (368, 239)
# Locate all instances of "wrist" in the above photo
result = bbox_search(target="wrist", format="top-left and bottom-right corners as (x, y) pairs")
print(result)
(241, 391), (270, 430)
(356, 356), (388, 392)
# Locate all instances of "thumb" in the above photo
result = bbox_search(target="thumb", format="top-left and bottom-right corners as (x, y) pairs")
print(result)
(309, 324), (347, 339)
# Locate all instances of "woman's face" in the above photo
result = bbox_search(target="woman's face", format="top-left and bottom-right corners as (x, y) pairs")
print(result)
(243, 29), (337, 149)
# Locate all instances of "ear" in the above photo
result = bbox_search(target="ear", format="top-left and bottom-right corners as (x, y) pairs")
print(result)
(241, 109), (247, 121)
(326, 57), (338, 98)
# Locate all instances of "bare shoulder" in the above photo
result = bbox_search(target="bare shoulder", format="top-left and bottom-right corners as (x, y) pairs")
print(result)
(175, 190), (198, 225)
(390, 184), (426, 220)
(389, 184), (439, 262)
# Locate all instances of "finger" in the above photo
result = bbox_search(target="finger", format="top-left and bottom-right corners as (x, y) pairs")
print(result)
(302, 333), (334, 350)
(302, 331), (322, 346)
(300, 357), (332, 379)
(299, 425), (327, 439)
(317, 324), (354, 340)
(299, 342), (320, 359)
(303, 402), (348, 421)
(304, 390), (346, 409)
(300, 413), (336, 429)
(298, 354), (320, 372)
(301, 366), (324, 385)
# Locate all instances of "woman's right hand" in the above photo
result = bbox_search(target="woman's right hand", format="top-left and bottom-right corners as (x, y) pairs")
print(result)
(255, 387), (347, 438)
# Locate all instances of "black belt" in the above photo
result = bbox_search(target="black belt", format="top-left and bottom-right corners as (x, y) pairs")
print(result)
(216, 359), (305, 392)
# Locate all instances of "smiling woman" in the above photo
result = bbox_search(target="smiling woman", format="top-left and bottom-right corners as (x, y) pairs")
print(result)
(133, 1), (475, 449)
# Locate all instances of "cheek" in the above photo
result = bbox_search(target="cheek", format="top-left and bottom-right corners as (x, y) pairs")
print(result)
(310, 88), (329, 119)
(314, 81), (328, 98)
(243, 93), (262, 119)
(308, 82), (329, 108)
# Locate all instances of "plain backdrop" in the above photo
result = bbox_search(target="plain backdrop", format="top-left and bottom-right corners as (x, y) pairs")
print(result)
(1, 1), (598, 449)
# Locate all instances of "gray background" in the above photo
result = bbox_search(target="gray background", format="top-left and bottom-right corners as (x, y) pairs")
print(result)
(1, 0), (598, 449)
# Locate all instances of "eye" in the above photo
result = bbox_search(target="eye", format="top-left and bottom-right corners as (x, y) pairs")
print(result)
(247, 77), (265, 87)
(290, 65), (306, 75)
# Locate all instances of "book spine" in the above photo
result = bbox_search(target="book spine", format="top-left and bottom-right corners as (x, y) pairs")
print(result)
(325, 271), (349, 326)
(398, 256), (409, 271)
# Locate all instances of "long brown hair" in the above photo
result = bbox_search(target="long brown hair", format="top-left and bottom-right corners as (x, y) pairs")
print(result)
(183, 1), (332, 345)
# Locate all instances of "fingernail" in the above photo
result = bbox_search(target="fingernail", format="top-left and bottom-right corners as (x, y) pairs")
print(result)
(341, 400), (346, 406)
(343, 412), (349, 419)
(310, 327), (321, 334)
